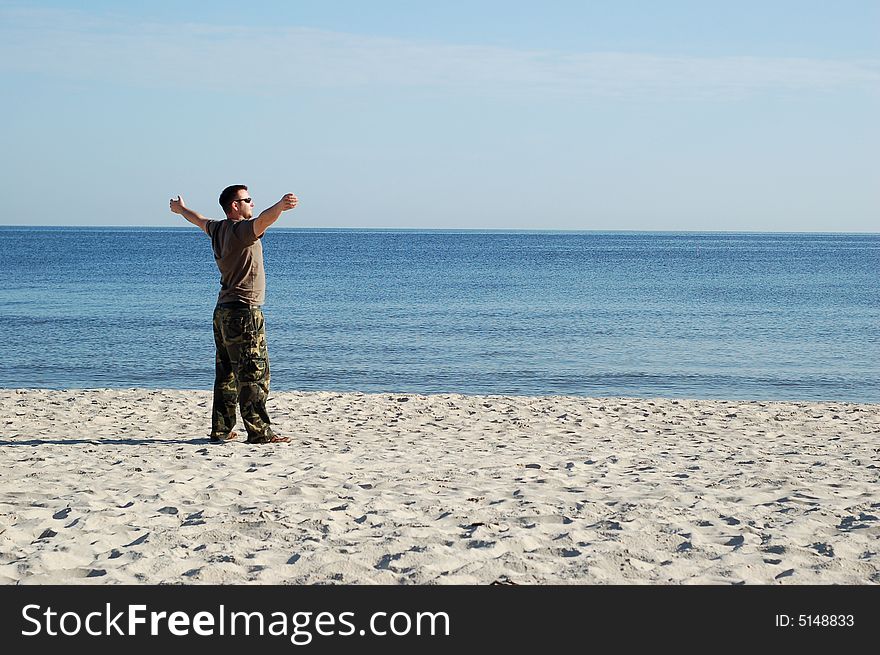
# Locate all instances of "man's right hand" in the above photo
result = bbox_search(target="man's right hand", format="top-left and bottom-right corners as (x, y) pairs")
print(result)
(170, 195), (186, 215)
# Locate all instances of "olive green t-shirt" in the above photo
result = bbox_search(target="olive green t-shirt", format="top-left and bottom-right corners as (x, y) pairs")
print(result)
(205, 218), (266, 306)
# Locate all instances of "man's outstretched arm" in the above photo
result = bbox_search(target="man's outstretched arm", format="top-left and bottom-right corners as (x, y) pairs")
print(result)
(253, 193), (298, 238)
(169, 195), (210, 234)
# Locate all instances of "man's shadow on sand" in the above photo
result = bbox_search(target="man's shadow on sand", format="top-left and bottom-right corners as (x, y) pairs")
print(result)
(0, 437), (227, 446)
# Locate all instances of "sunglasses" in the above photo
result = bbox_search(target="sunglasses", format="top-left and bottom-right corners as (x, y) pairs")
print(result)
(234, 197), (253, 204)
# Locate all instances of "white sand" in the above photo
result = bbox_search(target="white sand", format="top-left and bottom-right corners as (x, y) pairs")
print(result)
(1, 388), (878, 585)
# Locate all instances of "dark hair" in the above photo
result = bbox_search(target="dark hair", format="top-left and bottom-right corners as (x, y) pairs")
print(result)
(219, 184), (248, 215)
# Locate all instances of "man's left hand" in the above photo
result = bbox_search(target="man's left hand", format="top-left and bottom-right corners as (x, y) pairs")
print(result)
(281, 193), (298, 211)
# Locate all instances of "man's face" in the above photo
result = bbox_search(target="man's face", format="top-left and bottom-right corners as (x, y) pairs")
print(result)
(231, 190), (254, 219)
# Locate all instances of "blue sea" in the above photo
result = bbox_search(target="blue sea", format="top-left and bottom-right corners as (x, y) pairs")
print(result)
(1, 227), (878, 402)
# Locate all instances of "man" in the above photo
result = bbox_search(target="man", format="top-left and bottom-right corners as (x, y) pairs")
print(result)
(169, 185), (298, 444)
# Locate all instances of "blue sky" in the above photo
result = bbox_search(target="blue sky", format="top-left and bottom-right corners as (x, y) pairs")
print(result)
(1, 1), (877, 230)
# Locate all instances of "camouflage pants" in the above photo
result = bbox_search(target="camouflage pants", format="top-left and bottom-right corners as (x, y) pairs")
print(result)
(211, 305), (274, 441)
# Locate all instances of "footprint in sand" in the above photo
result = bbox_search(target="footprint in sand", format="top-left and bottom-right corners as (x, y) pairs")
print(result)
(124, 533), (149, 547)
(810, 542), (835, 557)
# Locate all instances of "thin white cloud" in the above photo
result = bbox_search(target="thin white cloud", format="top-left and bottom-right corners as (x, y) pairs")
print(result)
(1, 5), (878, 98)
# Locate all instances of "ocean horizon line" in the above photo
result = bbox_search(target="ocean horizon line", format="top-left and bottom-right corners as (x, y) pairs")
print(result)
(1, 225), (878, 236)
